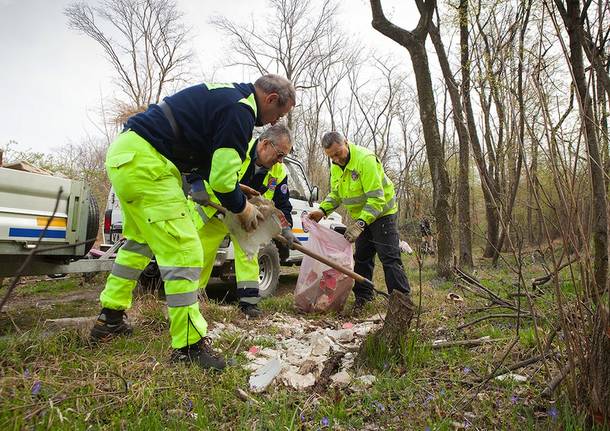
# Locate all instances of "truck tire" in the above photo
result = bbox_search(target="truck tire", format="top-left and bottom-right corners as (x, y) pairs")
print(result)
(257, 242), (280, 298)
(85, 192), (100, 254)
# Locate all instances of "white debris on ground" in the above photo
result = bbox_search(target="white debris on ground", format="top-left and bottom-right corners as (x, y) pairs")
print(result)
(207, 312), (385, 393)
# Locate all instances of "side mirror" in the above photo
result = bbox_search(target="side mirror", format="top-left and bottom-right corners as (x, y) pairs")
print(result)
(308, 186), (319, 207)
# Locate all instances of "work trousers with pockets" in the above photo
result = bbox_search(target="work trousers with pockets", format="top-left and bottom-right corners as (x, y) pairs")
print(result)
(100, 131), (207, 349)
(352, 213), (410, 301)
(192, 214), (260, 305)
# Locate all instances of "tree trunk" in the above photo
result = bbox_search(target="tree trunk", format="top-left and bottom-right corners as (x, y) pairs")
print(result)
(556, 0), (609, 424)
(429, 17), (473, 268)
(460, 0), (501, 259)
(370, 0), (453, 279)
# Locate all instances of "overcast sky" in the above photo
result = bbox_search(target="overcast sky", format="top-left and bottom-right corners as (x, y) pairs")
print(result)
(0, 0), (418, 154)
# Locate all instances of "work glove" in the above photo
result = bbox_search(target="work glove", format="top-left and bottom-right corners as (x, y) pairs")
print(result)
(307, 209), (325, 223)
(236, 200), (264, 232)
(281, 226), (301, 248)
(344, 219), (366, 243)
(239, 183), (260, 199)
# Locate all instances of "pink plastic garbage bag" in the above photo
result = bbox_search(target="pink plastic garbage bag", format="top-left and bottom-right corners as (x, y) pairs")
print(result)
(294, 217), (354, 313)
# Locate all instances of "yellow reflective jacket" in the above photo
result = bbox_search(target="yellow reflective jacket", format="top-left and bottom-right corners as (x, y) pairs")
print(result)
(319, 142), (396, 225)
(193, 138), (287, 226)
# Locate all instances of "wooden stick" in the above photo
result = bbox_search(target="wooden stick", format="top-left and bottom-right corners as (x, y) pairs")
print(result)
(456, 313), (532, 330)
(431, 336), (497, 349)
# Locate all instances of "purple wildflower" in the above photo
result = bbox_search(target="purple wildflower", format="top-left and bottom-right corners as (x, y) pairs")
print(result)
(548, 406), (559, 421)
(23, 369), (30, 378)
(300, 413), (306, 423)
(31, 381), (41, 395)
(320, 416), (330, 427)
(510, 395), (519, 404)
(374, 401), (386, 412)
(463, 367), (471, 374)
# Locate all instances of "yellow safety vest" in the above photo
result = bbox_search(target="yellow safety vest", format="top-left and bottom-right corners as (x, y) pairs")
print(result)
(319, 142), (396, 225)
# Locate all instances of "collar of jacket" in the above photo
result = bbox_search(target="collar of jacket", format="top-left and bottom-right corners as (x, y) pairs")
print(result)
(344, 142), (358, 171)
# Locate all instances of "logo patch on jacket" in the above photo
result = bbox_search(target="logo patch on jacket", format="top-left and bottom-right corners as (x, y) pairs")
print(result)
(280, 183), (288, 194)
(351, 170), (359, 181)
(267, 177), (277, 191)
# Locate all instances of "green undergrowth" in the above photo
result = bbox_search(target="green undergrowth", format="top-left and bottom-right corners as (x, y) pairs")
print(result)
(0, 257), (591, 430)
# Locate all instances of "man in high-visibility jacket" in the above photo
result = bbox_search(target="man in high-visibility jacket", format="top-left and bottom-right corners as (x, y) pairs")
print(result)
(90, 75), (295, 370)
(190, 124), (298, 318)
(308, 131), (411, 312)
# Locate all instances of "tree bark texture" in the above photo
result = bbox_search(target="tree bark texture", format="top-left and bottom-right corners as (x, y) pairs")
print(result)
(370, 0), (453, 278)
(429, 16), (473, 268)
(459, 0), (501, 258)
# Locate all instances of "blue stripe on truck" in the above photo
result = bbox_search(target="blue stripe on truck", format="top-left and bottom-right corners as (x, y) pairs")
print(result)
(297, 236), (308, 241)
(9, 228), (66, 239)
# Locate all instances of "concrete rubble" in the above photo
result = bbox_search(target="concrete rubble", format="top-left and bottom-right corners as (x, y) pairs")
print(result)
(208, 312), (385, 392)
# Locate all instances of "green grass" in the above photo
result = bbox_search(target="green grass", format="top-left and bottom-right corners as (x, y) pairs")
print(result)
(0, 261), (596, 430)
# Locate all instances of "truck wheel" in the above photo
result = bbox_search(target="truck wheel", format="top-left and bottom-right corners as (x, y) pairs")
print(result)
(258, 242), (280, 298)
(85, 192), (100, 254)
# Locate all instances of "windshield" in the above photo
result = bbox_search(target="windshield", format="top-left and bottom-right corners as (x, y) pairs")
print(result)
(284, 159), (310, 200)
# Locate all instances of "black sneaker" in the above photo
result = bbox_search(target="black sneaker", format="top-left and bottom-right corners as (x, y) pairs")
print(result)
(90, 308), (133, 342)
(239, 303), (263, 318)
(171, 337), (226, 371)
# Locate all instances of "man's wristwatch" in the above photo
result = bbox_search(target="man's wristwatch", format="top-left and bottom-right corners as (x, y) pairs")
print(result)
(356, 219), (366, 229)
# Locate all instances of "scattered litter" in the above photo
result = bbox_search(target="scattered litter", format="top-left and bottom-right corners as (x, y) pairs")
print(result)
(208, 313), (383, 393)
(330, 370), (351, 386)
(355, 375), (376, 387)
(399, 240), (413, 254)
(249, 357), (282, 393)
(446, 292), (464, 302)
(166, 409), (198, 419)
(495, 373), (528, 383)
(281, 369), (316, 390)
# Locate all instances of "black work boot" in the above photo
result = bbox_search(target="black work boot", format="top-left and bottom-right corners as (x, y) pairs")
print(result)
(239, 302), (263, 318)
(90, 308), (133, 342)
(351, 297), (369, 316)
(171, 337), (226, 371)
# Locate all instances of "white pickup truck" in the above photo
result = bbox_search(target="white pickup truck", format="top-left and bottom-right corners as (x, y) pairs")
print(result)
(103, 156), (344, 297)
(0, 166), (112, 279)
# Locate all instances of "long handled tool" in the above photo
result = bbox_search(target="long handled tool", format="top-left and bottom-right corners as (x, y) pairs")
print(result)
(204, 200), (376, 290)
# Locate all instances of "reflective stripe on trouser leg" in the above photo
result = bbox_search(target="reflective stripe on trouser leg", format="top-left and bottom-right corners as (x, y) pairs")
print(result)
(102, 130), (208, 349)
(233, 234), (260, 305)
(100, 215), (152, 309)
(195, 217), (228, 290)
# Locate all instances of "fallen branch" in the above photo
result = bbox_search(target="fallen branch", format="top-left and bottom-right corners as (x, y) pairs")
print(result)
(312, 350), (345, 394)
(454, 267), (516, 310)
(431, 336), (497, 349)
(474, 351), (557, 383)
(541, 361), (576, 398)
(457, 313), (532, 330)
(236, 388), (260, 404)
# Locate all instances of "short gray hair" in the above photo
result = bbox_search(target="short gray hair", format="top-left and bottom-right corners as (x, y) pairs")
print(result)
(255, 74), (296, 107)
(321, 131), (346, 149)
(260, 123), (292, 147)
